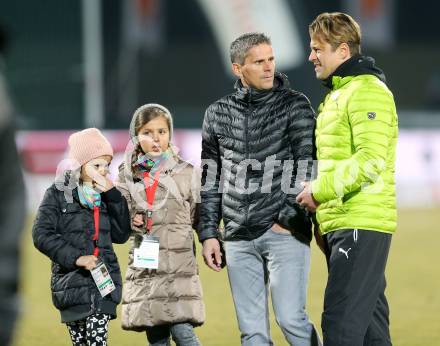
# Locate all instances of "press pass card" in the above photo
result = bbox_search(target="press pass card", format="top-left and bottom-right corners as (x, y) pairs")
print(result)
(133, 236), (160, 269)
(90, 260), (116, 297)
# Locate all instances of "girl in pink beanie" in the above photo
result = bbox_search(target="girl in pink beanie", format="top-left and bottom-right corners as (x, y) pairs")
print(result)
(33, 128), (131, 346)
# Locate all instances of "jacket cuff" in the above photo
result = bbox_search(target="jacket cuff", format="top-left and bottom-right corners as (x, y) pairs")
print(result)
(102, 187), (122, 202)
(197, 229), (220, 243)
(311, 179), (325, 203)
(68, 250), (84, 270)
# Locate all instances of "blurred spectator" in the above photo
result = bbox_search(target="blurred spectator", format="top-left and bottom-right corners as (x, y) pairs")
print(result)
(0, 23), (26, 346)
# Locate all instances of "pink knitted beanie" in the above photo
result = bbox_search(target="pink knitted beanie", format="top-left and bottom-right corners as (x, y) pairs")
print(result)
(67, 128), (113, 166)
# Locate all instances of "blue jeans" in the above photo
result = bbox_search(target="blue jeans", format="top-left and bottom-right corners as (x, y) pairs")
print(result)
(146, 322), (200, 346)
(225, 227), (321, 346)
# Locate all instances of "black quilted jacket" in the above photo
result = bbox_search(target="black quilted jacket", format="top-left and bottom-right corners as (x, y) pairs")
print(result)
(199, 73), (315, 242)
(32, 185), (130, 322)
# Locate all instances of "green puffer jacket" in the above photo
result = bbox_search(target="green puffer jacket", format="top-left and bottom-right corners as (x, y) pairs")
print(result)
(311, 55), (398, 235)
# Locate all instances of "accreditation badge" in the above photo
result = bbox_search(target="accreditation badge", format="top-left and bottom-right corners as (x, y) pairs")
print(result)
(90, 260), (116, 297)
(133, 235), (160, 269)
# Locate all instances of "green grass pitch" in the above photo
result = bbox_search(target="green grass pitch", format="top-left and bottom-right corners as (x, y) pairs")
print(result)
(13, 208), (440, 345)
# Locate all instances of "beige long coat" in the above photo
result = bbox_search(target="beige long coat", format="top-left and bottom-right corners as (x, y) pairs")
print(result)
(116, 154), (205, 330)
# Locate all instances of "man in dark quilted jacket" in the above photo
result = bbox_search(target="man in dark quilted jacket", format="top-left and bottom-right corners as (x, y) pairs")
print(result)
(198, 32), (321, 346)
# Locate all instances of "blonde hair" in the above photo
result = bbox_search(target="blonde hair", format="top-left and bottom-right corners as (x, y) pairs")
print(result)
(309, 12), (361, 55)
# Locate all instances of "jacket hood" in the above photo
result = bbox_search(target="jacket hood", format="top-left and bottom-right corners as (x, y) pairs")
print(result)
(234, 71), (290, 103)
(129, 103), (174, 142)
(127, 103), (180, 174)
(323, 54), (386, 89)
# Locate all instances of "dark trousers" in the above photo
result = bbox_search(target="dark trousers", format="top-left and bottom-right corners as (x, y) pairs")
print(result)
(146, 323), (200, 346)
(66, 314), (111, 346)
(322, 229), (392, 346)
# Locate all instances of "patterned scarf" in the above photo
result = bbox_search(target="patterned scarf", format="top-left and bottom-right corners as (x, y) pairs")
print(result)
(136, 149), (171, 173)
(78, 184), (101, 209)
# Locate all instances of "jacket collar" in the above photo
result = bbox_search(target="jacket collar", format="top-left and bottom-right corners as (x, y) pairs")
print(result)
(323, 54), (387, 90)
(234, 72), (290, 104)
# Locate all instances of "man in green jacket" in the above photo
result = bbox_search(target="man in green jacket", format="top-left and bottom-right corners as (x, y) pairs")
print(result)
(297, 12), (397, 346)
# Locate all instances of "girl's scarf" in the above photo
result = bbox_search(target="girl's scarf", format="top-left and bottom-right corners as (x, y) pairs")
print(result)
(78, 184), (101, 209)
(136, 149), (171, 173)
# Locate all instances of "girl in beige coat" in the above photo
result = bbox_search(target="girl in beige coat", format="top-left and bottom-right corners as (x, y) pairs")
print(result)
(116, 104), (204, 345)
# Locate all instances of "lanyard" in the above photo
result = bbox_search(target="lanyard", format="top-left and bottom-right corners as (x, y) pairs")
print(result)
(92, 205), (100, 257)
(143, 170), (161, 233)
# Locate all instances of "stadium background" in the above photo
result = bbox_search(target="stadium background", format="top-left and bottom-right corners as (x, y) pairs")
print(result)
(0, 0), (439, 345)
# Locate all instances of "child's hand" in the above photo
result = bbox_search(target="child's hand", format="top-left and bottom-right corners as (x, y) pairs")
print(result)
(93, 176), (114, 192)
(83, 157), (114, 192)
(75, 255), (98, 270)
(133, 213), (145, 227)
(90, 169), (114, 192)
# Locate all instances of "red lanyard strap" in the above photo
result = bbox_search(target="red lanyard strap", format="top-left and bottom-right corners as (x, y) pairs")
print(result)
(93, 205), (100, 257)
(143, 170), (161, 233)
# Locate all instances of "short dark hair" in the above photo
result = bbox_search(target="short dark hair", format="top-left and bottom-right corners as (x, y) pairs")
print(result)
(230, 32), (271, 65)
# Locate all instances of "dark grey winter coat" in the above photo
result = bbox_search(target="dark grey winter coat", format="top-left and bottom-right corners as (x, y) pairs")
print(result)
(199, 73), (315, 242)
(32, 185), (131, 322)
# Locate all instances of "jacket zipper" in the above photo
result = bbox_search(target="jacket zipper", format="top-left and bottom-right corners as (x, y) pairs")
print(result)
(90, 291), (96, 314)
(244, 105), (253, 235)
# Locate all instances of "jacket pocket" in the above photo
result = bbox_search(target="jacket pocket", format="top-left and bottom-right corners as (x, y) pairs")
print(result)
(51, 269), (90, 309)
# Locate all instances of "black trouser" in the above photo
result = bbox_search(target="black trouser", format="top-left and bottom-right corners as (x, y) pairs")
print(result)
(146, 323), (200, 346)
(322, 229), (392, 346)
(66, 314), (111, 346)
